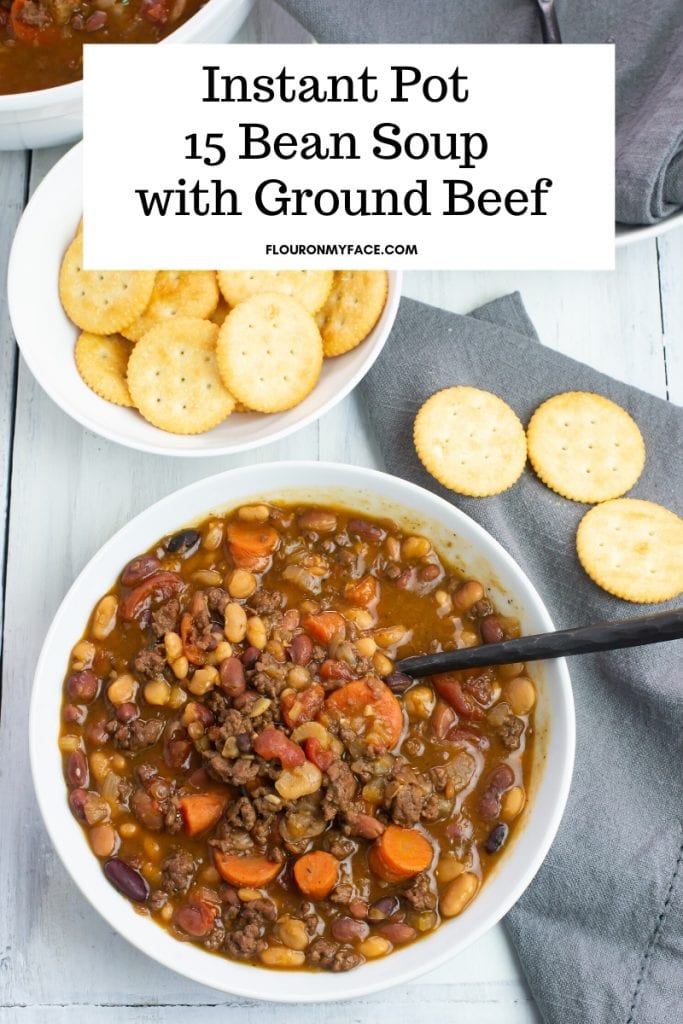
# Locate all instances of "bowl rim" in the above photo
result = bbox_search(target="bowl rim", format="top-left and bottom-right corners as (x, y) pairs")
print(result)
(30, 460), (575, 1002)
(7, 142), (402, 457)
(0, 0), (250, 111)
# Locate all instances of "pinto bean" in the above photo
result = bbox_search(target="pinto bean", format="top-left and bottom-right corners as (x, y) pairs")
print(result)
(298, 509), (338, 534)
(289, 633), (313, 666)
(63, 704), (87, 724)
(85, 718), (109, 746)
(431, 700), (457, 739)
(120, 554), (161, 587)
(69, 788), (89, 820)
(348, 518), (385, 542)
(104, 858), (149, 902)
(218, 657), (246, 697)
(351, 813), (385, 840)
(378, 922), (417, 944)
(116, 702), (139, 723)
(478, 764), (515, 820)
(331, 917), (369, 942)
(66, 750), (89, 788)
(67, 669), (98, 703)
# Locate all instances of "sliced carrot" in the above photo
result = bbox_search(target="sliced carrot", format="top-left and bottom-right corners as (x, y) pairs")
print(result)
(226, 521), (279, 572)
(344, 574), (378, 607)
(369, 825), (433, 882)
(323, 678), (403, 750)
(302, 611), (347, 645)
(213, 851), (282, 887)
(293, 850), (339, 900)
(179, 792), (227, 837)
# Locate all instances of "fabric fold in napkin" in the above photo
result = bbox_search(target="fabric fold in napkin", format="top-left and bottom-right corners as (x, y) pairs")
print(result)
(276, 0), (683, 224)
(357, 293), (683, 1024)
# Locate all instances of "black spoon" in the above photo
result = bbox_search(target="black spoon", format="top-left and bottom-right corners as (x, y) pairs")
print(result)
(396, 608), (683, 678)
(534, 0), (563, 44)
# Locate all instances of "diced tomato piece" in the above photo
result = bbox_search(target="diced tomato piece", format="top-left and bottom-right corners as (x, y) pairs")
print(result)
(281, 685), (325, 729)
(118, 571), (183, 623)
(253, 727), (305, 769)
(304, 737), (334, 772)
(319, 659), (352, 682)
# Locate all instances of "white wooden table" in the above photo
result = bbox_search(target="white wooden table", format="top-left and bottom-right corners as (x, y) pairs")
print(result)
(1, 3), (682, 1021)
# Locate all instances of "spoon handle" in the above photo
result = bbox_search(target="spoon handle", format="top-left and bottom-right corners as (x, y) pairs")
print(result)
(396, 608), (683, 678)
(535, 0), (563, 44)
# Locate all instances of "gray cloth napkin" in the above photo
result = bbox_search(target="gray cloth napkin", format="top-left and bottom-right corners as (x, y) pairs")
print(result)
(276, 0), (683, 224)
(358, 293), (683, 1024)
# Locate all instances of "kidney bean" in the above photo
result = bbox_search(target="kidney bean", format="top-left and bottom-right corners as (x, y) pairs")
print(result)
(119, 572), (183, 622)
(66, 750), (89, 788)
(67, 669), (98, 703)
(85, 718), (109, 746)
(69, 787), (89, 820)
(120, 554), (161, 587)
(368, 895), (400, 921)
(480, 615), (506, 645)
(298, 509), (338, 534)
(174, 900), (216, 937)
(433, 674), (485, 720)
(166, 529), (201, 556)
(478, 764), (515, 820)
(63, 703), (87, 724)
(385, 671), (412, 694)
(116, 702), (139, 723)
(431, 700), (457, 739)
(218, 657), (246, 697)
(85, 10), (107, 30)
(395, 569), (413, 589)
(378, 922), (417, 944)
(419, 564), (441, 582)
(104, 858), (149, 902)
(289, 633), (313, 666)
(447, 726), (490, 750)
(241, 646), (261, 670)
(484, 823), (509, 854)
(331, 917), (369, 942)
(188, 767), (210, 788)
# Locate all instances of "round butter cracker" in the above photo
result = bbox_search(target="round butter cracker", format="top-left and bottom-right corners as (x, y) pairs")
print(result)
(59, 235), (155, 334)
(127, 318), (234, 434)
(414, 386), (527, 497)
(216, 293), (323, 414)
(316, 271), (388, 357)
(75, 332), (134, 408)
(122, 270), (219, 342)
(217, 270), (333, 314)
(528, 391), (645, 503)
(576, 498), (683, 603)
